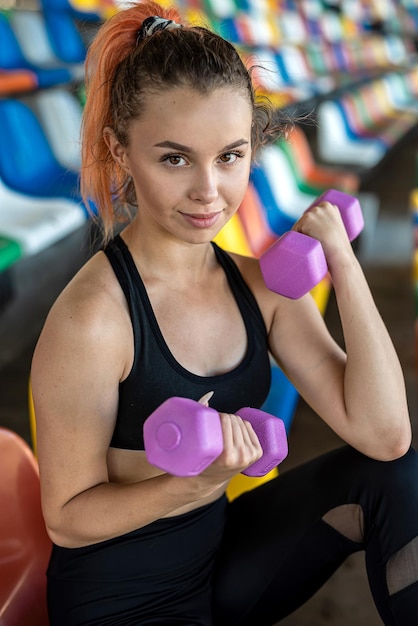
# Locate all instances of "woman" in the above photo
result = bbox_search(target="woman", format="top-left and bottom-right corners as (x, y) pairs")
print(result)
(31, 2), (418, 624)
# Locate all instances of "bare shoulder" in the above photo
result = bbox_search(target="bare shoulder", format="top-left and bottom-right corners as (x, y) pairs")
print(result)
(44, 250), (128, 334)
(32, 250), (133, 385)
(52, 250), (126, 320)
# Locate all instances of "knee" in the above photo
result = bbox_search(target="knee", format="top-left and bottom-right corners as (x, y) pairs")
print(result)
(360, 447), (418, 532)
(337, 446), (418, 522)
(347, 445), (416, 492)
(368, 446), (418, 493)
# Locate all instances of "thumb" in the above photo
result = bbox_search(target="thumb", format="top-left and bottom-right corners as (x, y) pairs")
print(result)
(198, 391), (214, 407)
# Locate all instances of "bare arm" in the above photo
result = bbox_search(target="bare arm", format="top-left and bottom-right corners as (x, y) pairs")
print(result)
(241, 200), (411, 460)
(31, 274), (192, 548)
(32, 258), (261, 548)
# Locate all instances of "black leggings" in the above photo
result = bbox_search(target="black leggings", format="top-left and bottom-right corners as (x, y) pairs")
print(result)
(213, 445), (418, 625)
(47, 445), (418, 625)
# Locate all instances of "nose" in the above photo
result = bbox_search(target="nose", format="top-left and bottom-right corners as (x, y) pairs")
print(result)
(189, 165), (219, 205)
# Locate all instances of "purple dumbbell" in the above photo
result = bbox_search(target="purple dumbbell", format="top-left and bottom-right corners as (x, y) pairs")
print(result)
(143, 397), (288, 477)
(237, 407), (288, 476)
(259, 189), (364, 299)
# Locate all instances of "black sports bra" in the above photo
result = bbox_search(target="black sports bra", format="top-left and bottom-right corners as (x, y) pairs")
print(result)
(104, 235), (271, 450)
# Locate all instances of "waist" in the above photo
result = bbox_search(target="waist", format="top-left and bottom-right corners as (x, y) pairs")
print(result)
(48, 495), (228, 582)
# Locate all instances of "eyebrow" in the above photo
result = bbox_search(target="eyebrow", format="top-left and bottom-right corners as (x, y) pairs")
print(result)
(153, 139), (249, 152)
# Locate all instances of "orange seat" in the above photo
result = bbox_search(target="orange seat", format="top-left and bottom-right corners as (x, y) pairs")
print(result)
(0, 427), (51, 626)
(238, 183), (277, 257)
(0, 69), (37, 96)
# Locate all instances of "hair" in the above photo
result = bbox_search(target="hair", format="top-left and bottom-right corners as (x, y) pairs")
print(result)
(81, 0), (289, 242)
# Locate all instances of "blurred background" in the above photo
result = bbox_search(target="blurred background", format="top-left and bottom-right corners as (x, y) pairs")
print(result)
(0, 0), (417, 624)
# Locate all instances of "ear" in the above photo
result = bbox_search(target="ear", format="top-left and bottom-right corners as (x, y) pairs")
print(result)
(103, 127), (131, 174)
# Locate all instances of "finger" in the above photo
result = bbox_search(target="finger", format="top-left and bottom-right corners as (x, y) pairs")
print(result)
(223, 414), (263, 465)
(235, 420), (263, 468)
(218, 412), (236, 447)
(241, 419), (262, 451)
(198, 391), (214, 406)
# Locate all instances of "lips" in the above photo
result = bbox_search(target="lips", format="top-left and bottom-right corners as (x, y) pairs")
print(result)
(180, 211), (222, 229)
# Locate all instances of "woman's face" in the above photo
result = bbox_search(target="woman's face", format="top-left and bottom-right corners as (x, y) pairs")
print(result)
(106, 86), (253, 244)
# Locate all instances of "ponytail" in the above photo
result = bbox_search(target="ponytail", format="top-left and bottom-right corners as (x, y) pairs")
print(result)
(81, 2), (183, 241)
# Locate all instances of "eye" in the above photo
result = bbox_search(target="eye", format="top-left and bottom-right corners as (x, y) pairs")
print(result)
(160, 153), (188, 167)
(218, 151), (244, 164)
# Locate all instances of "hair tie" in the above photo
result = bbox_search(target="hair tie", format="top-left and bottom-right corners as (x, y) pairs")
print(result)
(136, 15), (182, 44)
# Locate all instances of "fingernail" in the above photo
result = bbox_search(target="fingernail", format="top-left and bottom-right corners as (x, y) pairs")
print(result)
(198, 391), (214, 406)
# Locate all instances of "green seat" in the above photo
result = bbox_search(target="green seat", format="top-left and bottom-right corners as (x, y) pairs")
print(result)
(0, 236), (21, 272)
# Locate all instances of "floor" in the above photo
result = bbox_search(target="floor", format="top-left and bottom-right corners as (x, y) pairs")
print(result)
(0, 128), (417, 625)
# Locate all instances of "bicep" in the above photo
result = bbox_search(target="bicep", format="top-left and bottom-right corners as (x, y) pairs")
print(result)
(31, 303), (126, 523)
(232, 254), (348, 423)
(268, 294), (347, 425)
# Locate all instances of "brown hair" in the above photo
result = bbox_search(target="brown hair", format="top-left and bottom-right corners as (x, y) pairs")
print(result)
(81, 0), (287, 242)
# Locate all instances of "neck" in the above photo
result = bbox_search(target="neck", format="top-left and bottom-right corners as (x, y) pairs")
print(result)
(120, 221), (216, 286)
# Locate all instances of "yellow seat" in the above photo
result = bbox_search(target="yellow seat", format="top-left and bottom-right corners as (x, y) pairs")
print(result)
(226, 468), (278, 501)
(213, 212), (253, 257)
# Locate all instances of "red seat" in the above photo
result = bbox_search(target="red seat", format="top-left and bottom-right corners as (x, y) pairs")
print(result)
(0, 427), (51, 626)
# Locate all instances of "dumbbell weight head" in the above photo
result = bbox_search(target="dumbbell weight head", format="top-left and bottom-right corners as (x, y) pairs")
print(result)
(237, 407), (288, 476)
(260, 189), (364, 299)
(144, 397), (223, 476)
(259, 231), (328, 300)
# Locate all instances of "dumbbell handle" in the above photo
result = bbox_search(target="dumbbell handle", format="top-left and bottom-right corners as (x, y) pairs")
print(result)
(143, 397), (288, 478)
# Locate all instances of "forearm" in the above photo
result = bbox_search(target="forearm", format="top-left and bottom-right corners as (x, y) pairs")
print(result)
(330, 250), (411, 457)
(45, 473), (222, 549)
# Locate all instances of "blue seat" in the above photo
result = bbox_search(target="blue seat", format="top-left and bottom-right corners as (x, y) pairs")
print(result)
(35, 88), (83, 172)
(39, 0), (104, 21)
(250, 145), (320, 236)
(0, 174), (86, 257)
(250, 164), (296, 236)
(261, 363), (299, 434)
(10, 10), (85, 81)
(42, 10), (87, 66)
(0, 99), (82, 202)
(316, 99), (387, 168)
(0, 12), (72, 88)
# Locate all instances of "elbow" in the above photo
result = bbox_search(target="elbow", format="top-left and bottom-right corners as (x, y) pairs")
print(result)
(43, 508), (87, 549)
(45, 523), (88, 549)
(375, 425), (412, 462)
(44, 518), (75, 548)
(386, 435), (412, 461)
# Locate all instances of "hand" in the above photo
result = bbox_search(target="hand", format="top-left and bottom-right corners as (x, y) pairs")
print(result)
(294, 200), (353, 265)
(197, 392), (262, 485)
(200, 412), (263, 481)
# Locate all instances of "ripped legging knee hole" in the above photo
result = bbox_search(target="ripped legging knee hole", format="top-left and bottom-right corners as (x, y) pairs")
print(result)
(322, 504), (364, 544)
